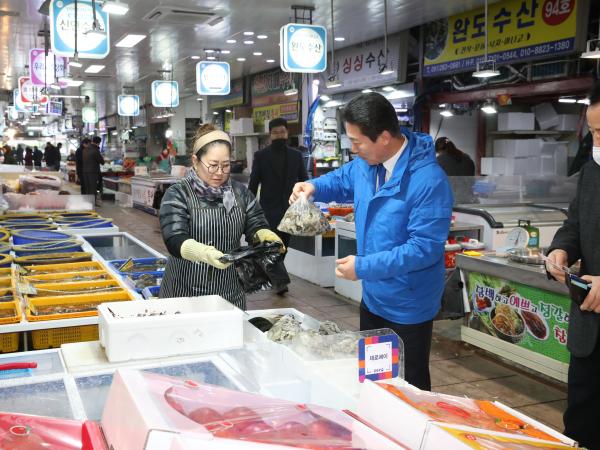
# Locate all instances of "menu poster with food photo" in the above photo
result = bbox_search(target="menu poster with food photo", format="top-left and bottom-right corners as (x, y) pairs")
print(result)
(466, 272), (570, 363)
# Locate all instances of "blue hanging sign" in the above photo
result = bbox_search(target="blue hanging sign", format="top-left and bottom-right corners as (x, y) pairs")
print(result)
(281, 23), (327, 73)
(118, 95), (140, 116)
(13, 90), (28, 113)
(151, 81), (179, 108)
(196, 61), (230, 96)
(50, 0), (110, 59)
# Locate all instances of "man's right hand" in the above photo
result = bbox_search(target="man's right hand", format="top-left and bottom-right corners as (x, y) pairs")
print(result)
(289, 182), (315, 204)
(545, 249), (568, 283)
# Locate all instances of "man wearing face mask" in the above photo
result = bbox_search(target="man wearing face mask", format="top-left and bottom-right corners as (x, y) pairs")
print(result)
(249, 117), (309, 294)
(546, 81), (600, 449)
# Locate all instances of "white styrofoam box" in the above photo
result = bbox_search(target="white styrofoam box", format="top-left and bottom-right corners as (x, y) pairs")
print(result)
(513, 157), (530, 175)
(356, 379), (574, 450)
(115, 191), (133, 208)
(541, 155), (555, 175)
(493, 139), (542, 157)
(237, 118), (254, 134)
(98, 296), (244, 362)
(533, 102), (559, 130)
(527, 156), (542, 174)
(497, 112), (535, 131)
(553, 114), (579, 131)
(481, 157), (506, 175)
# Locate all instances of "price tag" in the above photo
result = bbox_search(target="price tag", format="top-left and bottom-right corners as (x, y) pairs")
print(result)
(358, 334), (399, 383)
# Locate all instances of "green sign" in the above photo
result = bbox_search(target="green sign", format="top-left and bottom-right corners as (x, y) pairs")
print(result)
(466, 272), (570, 364)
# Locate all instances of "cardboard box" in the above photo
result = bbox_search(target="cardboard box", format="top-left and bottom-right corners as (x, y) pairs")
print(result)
(497, 112), (535, 131)
(533, 102), (559, 130)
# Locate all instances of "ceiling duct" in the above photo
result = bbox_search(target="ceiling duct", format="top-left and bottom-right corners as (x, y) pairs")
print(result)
(142, 6), (222, 25)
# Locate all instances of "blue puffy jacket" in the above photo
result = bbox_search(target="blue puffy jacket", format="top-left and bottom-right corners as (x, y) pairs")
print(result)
(311, 129), (453, 324)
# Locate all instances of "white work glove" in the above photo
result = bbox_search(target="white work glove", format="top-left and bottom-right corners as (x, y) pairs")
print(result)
(180, 239), (231, 269)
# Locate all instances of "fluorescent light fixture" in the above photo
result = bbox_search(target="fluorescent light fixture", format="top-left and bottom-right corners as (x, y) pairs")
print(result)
(49, 94), (86, 98)
(438, 103), (447, 108)
(334, 36), (345, 41)
(440, 110), (453, 117)
(111, 130), (118, 136)
(220, 50), (231, 54)
(385, 90), (412, 100)
(257, 34), (268, 39)
(581, 39), (600, 59)
(205, 49), (215, 53)
(69, 58), (83, 68)
(362, 89), (373, 93)
(115, 34), (146, 48)
(284, 88), (298, 96)
(558, 97), (577, 103)
(578, 98), (591, 105)
(382, 86), (395, 92)
(265, 59), (275, 63)
(481, 100), (497, 114)
(243, 31), (254, 36)
(102, 0), (129, 15)
(132, 126), (138, 129)
(396, 107), (408, 113)
(326, 79), (342, 89)
(225, 109), (232, 113)
(206, 56), (216, 60)
(320, 95), (331, 101)
(226, 39), (236, 44)
(213, 111), (219, 115)
(85, 65), (105, 73)
(67, 80), (84, 87)
(243, 40), (254, 45)
(196, 97), (203, 101)
(473, 59), (500, 78)
(236, 57), (246, 62)
(253, 52), (263, 56)
(324, 100), (342, 108)
(191, 55), (201, 60)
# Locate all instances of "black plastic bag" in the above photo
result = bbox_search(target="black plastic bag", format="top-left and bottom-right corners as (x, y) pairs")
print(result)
(219, 242), (289, 293)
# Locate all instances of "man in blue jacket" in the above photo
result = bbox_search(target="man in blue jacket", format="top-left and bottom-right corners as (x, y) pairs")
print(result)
(291, 93), (453, 390)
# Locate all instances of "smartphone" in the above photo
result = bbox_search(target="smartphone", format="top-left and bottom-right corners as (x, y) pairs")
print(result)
(569, 274), (591, 290)
(566, 273), (591, 306)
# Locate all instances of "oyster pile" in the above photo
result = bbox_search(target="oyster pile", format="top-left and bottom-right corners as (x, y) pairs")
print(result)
(277, 198), (330, 236)
(266, 314), (302, 342)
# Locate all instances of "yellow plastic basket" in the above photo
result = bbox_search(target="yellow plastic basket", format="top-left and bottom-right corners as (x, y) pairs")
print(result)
(0, 301), (21, 325)
(0, 229), (9, 242)
(22, 261), (105, 274)
(31, 325), (98, 350)
(0, 333), (20, 353)
(24, 270), (113, 283)
(14, 252), (93, 266)
(28, 280), (121, 297)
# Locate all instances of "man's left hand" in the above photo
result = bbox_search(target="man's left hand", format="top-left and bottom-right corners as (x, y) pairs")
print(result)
(336, 255), (357, 281)
(580, 275), (600, 313)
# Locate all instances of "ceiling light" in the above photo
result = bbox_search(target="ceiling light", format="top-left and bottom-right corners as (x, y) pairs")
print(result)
(191, 55), (201, 60)
(284, 88), (298, 96)
(85, 65), (105, 73)
(50, 83), (61, 89)
(382, 86), (395, 92)
(220, 50), (230, 54)
(326, 79), (342, 89)
(49, 94), (86, 98)
(196, 97), (203, 101)
(481, 100), (497, 114)
(132, 126), (138, 129)
(213, 111), (219, 115)
(578, 98), (591, 105)
(102, 0), (129, 15)
(472, 59), (500, 78)
(225, 109), (232, 113)
(558, 97), (577, 103)
(253, 52), (262, 56)
(115, 34), (146, 48)
(257, 34), (268, 39)
(396, 107), (408, 113)
(243, 40), (254, 45)
(440, 110), (453, 117)
(320, 95), (331, 101)
(324, 100), (343, 108)
(67, 80), (84, 87)
(58, 75), (73, 83)
(243, 31), (254, 36)
(362, 89), (373, 93)
(385, 90), (412, 100)
(205, 49), (215, 53)
(236, 57), (246, 62)
(226, 39), (236, 44)
(334, 37), (345, 41)
(69, 57), (83, 68)
(581, 39), (600, 59)
(206, 56), (216, 61)
(266, 59), (275, 63)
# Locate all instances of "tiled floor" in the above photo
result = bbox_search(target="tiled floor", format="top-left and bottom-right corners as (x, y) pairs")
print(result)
(97, 200), (568, 432)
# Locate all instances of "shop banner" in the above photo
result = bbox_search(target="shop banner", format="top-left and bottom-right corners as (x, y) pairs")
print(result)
(315, 32), (407, 93)
(50, 0), (110, 59)
(250, 68), (300, 107)
(29, 49), (68, 86)
(196, 61), (230, 96)
(281, 23), (327, 73)
(252, 102), (299, 129)
(423, 0), (581, 76)
(209, 78), (244, 110)
(466, 271), (570, 363)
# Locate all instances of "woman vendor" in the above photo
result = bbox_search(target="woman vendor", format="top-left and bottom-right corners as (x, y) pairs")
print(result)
(158, 124), (283, 308)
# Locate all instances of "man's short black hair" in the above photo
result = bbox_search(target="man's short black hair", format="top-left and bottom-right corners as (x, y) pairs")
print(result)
(269, 117), (288, 132)
(342, 92), (400, 142)
(81, 138), (91, 145)
(92, 136), (102, 144)
(590, 82), (600, 106)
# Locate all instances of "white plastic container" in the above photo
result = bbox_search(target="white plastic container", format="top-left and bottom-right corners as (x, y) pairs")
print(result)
(98, 296), (244, 362)
(497, 112), (535, 131)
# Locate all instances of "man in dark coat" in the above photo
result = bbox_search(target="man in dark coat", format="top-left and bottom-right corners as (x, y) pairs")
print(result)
(249, 117), (309, 293)
(546, 81), (600, 449)
(82, 136), (104, 206)
(76, 138), (90, 194)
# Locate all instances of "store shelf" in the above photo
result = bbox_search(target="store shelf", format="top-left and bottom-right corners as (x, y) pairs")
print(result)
(490, 130), (574, 135)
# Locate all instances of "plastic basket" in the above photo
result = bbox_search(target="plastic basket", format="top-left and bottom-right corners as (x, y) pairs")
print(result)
(142, 285), (160, 299)
(0, 242), (11, 255)
(0, 255), (11, 268)
(0, 229), (9, 242)
(59, 218), (114, 229)
(28, 280), (121, 297)
(52, 212), (98, 219)
(14, 252), (93, 266)
(0, 301), (21, 325)
(22, 261), (105, 274)
(0, 333), (19, 353)
(124, 272), (163, 293)
(3, 223), (57, 231)
(11, 229), (72, 245)
(30, 325), (98, 350)
(109, 257), (167, 276)
(13, 241), (84, 257)
(24, 270), (112, 283)
(0, 213), (48, 220)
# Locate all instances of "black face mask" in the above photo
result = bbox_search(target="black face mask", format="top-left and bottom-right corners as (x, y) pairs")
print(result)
(271, 138), (287, 150)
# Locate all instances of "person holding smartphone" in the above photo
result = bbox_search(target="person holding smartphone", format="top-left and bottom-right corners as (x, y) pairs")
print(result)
(546, 81), (600, 449)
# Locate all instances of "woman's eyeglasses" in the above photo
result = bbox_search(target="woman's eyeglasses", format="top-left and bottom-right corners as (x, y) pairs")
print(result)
(198, 159), (231, 174)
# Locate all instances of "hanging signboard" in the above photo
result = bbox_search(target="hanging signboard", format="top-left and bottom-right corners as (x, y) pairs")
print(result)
(19, 77), (49, 105)
(315, 32), (407, 93)
(118, 95), (140, 116)
(8, 106), (19, 120)
(46, 101), (63, 116)
(50, 0), (110, 59)
(82, 106), (98, 124)
(422, 0), (584, 76)
(250, 69), (300, 107)
(151, 80), (179, 108)
(280, 23), (327, 73)
(13, 90), (28, 112)
(196, 61), (231, 96)
(29, 48), (68, 86)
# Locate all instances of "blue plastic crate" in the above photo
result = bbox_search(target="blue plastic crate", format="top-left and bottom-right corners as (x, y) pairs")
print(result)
(11, 230), (72, 246)
(124, 272), (163, 293)
(141, 286), (161, 299)
(108, 257), (167, 278)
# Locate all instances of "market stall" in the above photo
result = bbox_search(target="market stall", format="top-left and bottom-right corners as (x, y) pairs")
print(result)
(130, 174), (179, 216)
